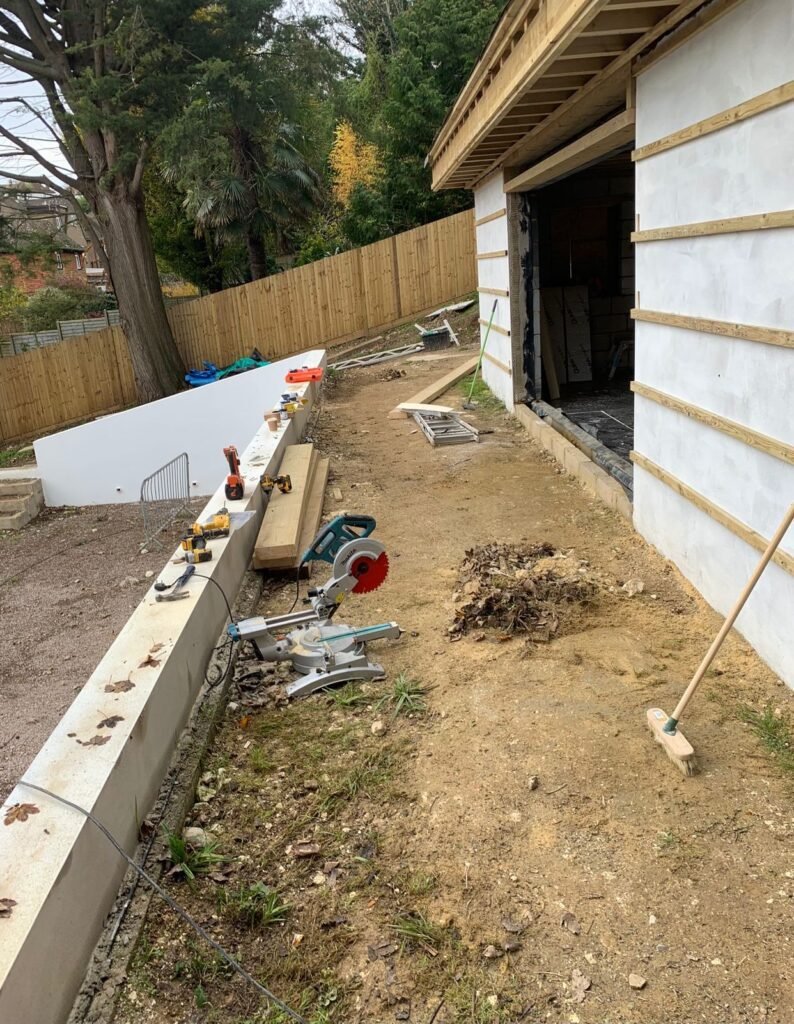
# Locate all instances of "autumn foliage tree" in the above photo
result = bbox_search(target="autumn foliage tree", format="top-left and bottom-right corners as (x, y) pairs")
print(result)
(328, 120), (381, 207)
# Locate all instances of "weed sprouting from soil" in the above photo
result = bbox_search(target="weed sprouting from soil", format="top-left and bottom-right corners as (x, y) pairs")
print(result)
(457, 373), (503, 412)
(221, 882), (290, 928)
(323, 682), (373, 709)
(163, 830), (226, 882)
(738, 703), (794, 775)
(390, 910), (445, 952)
(320, 748), (394, 811)
(376, 672), (428, 716)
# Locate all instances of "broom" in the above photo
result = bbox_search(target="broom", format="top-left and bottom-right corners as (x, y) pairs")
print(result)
(462, 299), (498, 410)
(648, 501), (794, 775)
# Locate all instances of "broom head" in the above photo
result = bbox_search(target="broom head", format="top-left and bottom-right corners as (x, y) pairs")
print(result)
(647, 707), (696, 777)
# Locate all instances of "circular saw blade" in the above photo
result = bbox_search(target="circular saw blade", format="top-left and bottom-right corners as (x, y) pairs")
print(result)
(350, 551), (389, 594)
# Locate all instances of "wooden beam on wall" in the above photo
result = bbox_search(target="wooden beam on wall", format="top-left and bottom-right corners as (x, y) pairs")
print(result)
(484, 351), (513, 375)
(633, 79), (794, 160)
(478, 286), (510, 297)
(631, 451), (794, 577)
(476, 250), (509, 260)
(632, 209), (794, 242)
(479, 318), (511, 337)
(475, 208), (507, 227)
(505, 108), (635, 192)
(631, 308), (794, 350)
(631, 381), (794, 466)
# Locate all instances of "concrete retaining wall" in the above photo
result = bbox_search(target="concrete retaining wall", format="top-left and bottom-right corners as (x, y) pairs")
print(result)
(0, 363), (323, 1024)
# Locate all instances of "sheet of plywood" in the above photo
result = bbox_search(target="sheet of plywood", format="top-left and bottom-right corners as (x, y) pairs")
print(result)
(388, 355), (479, 418)
(253, 443), (316, 567)
(257, 456), (330, 570)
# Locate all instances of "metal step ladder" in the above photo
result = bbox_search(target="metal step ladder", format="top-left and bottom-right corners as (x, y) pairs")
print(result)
(411, 409), (479, 446)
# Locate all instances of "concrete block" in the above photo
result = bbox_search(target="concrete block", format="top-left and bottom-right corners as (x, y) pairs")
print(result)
(562, 443), (589, 476)
(576, 459), (609, 500)
(0, 508), (32, 531)
(0, 476), (42, 500)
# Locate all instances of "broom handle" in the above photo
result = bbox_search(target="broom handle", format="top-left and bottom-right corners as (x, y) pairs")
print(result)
(466, 299), (498, 404)
(670, 502), (794, 724)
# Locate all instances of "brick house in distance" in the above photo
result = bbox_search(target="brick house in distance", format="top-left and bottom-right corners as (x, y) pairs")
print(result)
(0, 186), (109, 293)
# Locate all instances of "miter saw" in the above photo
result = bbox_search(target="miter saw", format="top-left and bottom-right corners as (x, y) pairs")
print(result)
(228, 514), (401, 698)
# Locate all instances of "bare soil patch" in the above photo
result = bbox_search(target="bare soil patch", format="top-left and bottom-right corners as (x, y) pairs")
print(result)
(115, 318), (793, 1024)
(0, 501), (203, 798)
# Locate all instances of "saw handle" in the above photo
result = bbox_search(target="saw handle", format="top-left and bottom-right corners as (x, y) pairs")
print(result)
(301, 514), (376, 565)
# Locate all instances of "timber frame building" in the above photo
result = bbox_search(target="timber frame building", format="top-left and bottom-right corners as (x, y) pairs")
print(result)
(428, 0), (794, 686)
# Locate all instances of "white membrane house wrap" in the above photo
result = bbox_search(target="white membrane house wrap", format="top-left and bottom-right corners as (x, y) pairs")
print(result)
(0, 358), (323, 1024)
(34, 348), (324, 506)
(632, 0), (794, 686)
(474, 171), (516, 410)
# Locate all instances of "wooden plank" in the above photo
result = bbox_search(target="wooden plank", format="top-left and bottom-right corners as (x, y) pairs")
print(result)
(632, 209), (794, 243)
(633, 79), (794, 161)
(631, 451), (794, 577)
(483, 351), (512, 375)
(479, 318), (510, 337)
(257, 457), (330, 570)
(632, 381), (794, 466)
(252, 444), (317, 566)
(505, 108), (635, 192)
(476, 250), (509, 260)
(474, 208), (507, 227)
(478, 286), (510, 297)
(631, 308), (794, 350)
(388, 355), (480, 419)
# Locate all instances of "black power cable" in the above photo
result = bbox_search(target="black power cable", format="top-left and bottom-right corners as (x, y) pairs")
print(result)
(19, 780), (309, 1024)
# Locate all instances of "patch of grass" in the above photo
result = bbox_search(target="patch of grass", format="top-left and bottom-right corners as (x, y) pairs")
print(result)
(738, 703), (794, 774)
(377, 672), (428, 717)
(172, 940), (231, 986)
(248, 744), (274, 774)
(163, 829), (226, 882)
(320, 749), (394, 811)
(0, 445), (30, 468)
(404, 871), (437, 896)
(324, 682), (373, 709)
(457, 373), (503, 412)
(194, 984), (209, 1008)
(221, 882), (290, 928)
(655, 829), (681, 853)
(390, 911), (445, 952)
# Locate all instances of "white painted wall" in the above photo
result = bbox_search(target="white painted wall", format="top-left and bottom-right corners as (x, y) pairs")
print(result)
(34, 349), (324, 506)
(0, 393), (316, 1024)
(634, 0), (794, 687)
(473, 170), (514, 409)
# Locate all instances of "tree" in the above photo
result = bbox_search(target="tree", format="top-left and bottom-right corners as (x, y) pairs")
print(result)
(159, 17), (336, 281)
(0, 1), (276, 400)
(22, 283), (116, 332)
(328, 120), (381, 206)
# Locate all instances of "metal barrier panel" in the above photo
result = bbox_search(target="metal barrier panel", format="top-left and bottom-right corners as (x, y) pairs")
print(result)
(139, 452), (191, 547)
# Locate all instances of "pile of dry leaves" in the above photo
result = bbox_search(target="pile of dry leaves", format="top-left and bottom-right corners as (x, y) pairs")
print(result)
(450, 542), (604, 641)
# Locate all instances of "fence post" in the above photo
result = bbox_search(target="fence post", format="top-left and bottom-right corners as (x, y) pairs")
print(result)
(57, 320), (64, 341)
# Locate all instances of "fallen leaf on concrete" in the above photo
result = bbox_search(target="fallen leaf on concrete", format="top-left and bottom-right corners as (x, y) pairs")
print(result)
(570, 969), (591, 1003)
(97, 715), (124, 729)
(0, 897), (17, 917)
(150, 642), (165, 653)
(105, 678), (134, 693)
(139, 653), (161, 669)
(78, 735), (111, 747)
(560, 912), (581, 935)
(3, 803), (39, 825)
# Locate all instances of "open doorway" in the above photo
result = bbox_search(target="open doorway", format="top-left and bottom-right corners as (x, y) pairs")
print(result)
(520, 150), (635, 460)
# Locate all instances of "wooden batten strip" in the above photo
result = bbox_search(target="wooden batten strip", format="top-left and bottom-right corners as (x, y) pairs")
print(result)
(631, 451), (794, 577)
(633, 79), (794, 161)
(632, 209), (794, 242)
(631, 381), (794, 466)
(483, 351), (512, 375)
(478, 286), (510, 297)
(476, 250), (509, 260)
(479, 318), (510, 337)
(631, 308), (794, 350)
(475, 208), (507, 227)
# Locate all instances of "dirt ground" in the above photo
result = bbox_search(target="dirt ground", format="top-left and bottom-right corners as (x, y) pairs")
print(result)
(112, 337), (792, 1024)
(0, 500), (204, 799)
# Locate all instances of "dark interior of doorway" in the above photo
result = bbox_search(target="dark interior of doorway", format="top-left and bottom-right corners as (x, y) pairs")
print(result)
(525, 150), (635, 459)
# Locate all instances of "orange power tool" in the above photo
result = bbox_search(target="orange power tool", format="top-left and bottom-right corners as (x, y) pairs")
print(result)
(223, 446), (244, 501)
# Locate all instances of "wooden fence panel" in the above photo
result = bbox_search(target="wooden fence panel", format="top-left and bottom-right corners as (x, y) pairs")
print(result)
(0, 211), (475, 442)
